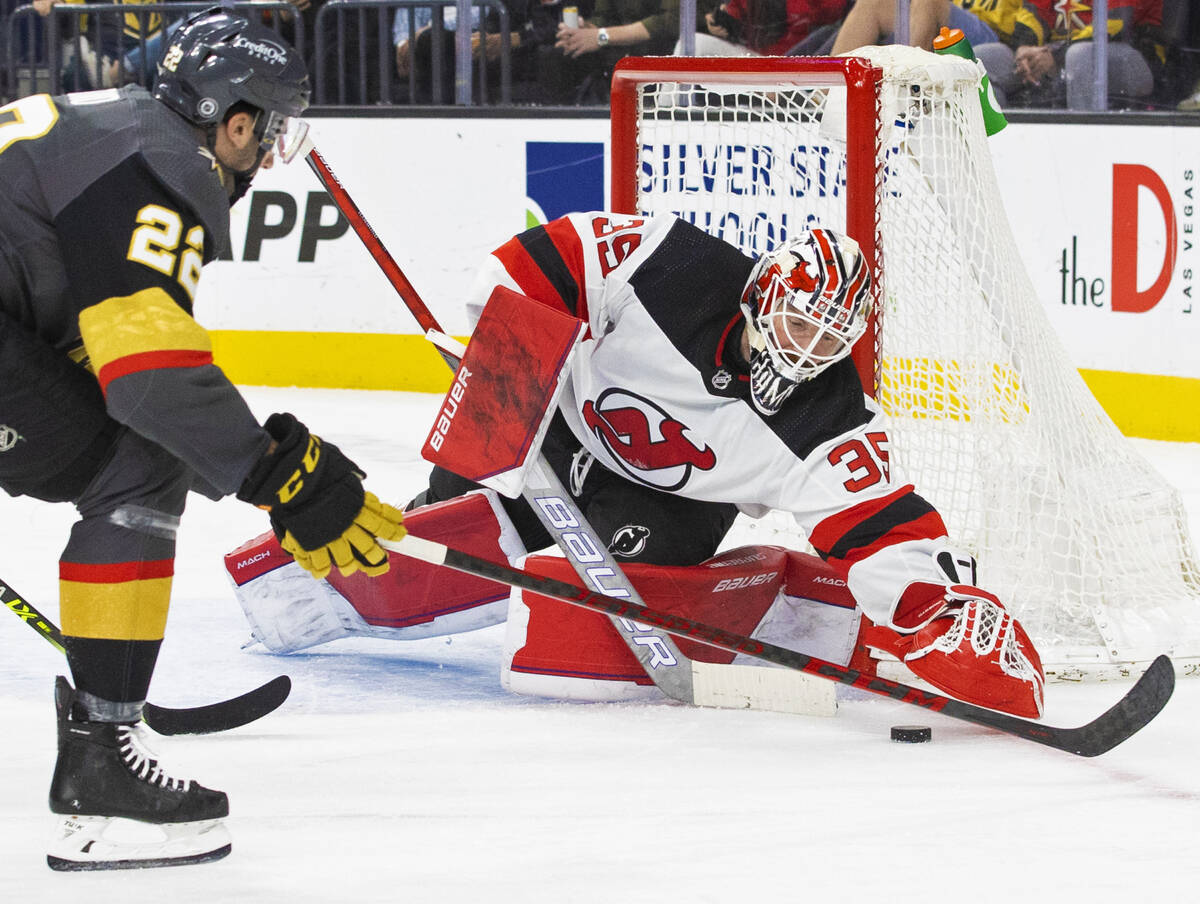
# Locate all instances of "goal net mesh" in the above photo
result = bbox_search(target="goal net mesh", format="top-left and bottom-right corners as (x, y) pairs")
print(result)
(612, 47), (1200, 675)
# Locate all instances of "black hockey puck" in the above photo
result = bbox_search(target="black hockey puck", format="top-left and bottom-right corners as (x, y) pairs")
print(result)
(890, 725), (932, 743)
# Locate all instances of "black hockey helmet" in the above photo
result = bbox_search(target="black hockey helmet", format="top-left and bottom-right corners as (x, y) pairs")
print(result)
(153, 7), (310, 159)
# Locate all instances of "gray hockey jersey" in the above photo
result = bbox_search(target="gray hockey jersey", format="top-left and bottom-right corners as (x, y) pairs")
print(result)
(0, 87), (267, 496)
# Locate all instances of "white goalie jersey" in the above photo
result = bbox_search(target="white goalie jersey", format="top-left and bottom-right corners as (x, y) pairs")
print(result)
(466, 211), (958, 629)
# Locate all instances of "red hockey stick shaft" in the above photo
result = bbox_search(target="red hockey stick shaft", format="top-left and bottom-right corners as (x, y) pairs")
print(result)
(305, 147), (442, 337)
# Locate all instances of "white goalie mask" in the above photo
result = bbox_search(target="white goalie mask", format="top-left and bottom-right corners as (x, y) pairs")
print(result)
(739, 228), (872, 415)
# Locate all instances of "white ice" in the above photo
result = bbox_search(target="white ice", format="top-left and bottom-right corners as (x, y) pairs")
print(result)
(2, 387), (1198, 902)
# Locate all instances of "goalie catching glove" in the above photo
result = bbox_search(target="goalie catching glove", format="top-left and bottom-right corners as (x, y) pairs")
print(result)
(901, 585), (1045, 718)
(873, 548), (1046, 718)
(237, 413), (406, 579)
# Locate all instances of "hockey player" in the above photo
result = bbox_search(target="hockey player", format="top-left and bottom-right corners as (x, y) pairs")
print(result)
(0, 9), (404, 870)
(415, 211), (1045, 720)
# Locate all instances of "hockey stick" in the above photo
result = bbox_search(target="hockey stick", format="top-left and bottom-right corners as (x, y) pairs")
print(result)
(304, 145), (701, 706)
(2, 579), (291, 735)
(382, 533), (1176, 757)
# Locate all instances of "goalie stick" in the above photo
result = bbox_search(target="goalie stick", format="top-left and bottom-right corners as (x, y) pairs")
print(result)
(2, 578), (291, 736)
(382, 533), (1176, 757)
(304, 144), (701, 706)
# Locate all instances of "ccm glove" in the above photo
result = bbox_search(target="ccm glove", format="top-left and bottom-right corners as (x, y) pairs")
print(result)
(237, 413), (406, 579)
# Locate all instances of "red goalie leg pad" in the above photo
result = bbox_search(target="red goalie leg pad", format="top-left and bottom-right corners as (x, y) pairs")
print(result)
(422, 286), (585, 498)
(508, 546), (860, 693)
(902, 589), (1046, 718)
(509, 547), (793, 685)
(226, 491), (520, 630)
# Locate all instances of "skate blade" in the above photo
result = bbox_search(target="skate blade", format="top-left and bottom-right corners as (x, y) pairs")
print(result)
(47, 815), (231, 871)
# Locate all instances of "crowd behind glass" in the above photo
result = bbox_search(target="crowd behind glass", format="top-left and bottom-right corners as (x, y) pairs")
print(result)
(2, 0), (1197, 112)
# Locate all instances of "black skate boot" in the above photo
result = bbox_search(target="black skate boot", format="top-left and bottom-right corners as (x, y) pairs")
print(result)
(47, 676), (231, 871)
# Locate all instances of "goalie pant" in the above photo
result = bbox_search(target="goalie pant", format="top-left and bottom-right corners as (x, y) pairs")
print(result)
(226, 488), (790, 668)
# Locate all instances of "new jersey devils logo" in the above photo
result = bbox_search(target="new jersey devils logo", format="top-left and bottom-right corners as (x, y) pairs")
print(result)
(582, 389), (716, 491)
(610, 524), (651, 558)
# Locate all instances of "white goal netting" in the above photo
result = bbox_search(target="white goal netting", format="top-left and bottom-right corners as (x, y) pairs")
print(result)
(612, 47), (1200, 677)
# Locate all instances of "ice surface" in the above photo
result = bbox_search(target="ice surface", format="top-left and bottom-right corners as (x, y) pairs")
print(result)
(2, 387), (1198, 901)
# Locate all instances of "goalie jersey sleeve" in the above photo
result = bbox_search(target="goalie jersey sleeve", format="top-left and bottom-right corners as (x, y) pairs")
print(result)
(470, 212), (954, 626)
(0, 88), (268, 496)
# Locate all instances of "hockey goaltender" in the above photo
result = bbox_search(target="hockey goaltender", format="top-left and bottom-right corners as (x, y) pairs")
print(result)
(228, 212), (1048, 747)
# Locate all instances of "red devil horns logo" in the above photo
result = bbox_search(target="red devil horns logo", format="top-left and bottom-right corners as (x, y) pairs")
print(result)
(582, 391), (716, 491)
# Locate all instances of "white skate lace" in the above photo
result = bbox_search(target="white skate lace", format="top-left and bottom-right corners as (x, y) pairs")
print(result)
(117, 724), (194, 791)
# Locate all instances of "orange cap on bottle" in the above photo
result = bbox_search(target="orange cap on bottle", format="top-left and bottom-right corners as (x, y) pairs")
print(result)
(932, 26), (965, 52)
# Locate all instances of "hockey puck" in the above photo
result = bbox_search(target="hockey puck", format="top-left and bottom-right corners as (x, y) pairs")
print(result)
(890, 725), (932, 743)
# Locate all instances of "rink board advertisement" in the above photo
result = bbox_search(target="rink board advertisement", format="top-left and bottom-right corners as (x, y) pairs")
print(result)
(199, 115), (1200, 439)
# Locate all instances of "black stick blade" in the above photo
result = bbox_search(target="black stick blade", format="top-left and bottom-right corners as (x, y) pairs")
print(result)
(143, 675), (292, 736)
(1051, 654), (1176, 757)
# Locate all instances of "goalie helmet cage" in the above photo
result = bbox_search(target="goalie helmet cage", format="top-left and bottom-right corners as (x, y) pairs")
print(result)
(609, 47), (1200, 680)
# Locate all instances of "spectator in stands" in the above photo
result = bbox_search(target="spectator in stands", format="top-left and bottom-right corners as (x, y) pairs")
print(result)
(824, 0), (1162, 110)
(994, 0), (1164, 109)
(682, 0), (847, 56)
(951, 0), (1047, 108)
(509, 0), (598, 102)
(32, 0), (168, 90)
(395, 3), (478, 102)
(827, 0), (997, 55)
(549, 0), (679, 104)
(395, 1), (589, 104)
(294, 0), (391, 104)
(1160, 0), (1199, 109)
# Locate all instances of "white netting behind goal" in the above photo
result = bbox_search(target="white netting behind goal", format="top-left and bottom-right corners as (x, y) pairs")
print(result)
(613, 47), (1200, 676)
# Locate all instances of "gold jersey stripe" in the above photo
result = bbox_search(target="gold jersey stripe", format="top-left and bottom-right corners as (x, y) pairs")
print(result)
(79, 287), (211, 374)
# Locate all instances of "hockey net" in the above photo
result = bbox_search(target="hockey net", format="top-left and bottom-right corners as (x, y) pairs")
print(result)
(610, 47), (1200, 678)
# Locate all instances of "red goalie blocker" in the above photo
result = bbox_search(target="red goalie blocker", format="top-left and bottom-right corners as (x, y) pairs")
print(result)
(423, 287), (586, 498)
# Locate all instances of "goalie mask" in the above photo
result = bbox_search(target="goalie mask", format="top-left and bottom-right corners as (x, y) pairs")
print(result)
(153, 7), (311, 183)
(739, 229), (872, 415)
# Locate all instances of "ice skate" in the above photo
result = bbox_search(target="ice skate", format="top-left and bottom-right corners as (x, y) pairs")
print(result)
(47, 676), (231, 871)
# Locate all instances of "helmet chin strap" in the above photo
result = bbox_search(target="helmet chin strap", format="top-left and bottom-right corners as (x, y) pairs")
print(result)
(749, 352), (799, 416)
(740, 303), (801, 416)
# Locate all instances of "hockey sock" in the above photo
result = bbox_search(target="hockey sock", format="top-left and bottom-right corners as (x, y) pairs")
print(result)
(62, 636), (162, 714)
